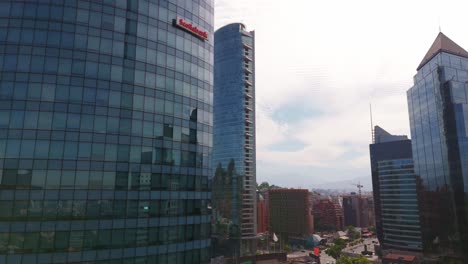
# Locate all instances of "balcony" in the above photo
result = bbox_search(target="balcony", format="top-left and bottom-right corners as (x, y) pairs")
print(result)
(241, 30), (251, 37)
(244, 56), (253, 63)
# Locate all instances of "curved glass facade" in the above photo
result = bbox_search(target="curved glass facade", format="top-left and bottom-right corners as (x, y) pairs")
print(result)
(212, 23), (256, 257)
(0, 1), (213, 263)
(408, 49), (468, 260)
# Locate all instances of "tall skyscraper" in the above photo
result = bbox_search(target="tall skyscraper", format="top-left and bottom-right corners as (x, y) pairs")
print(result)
(0, 1), (213, 263)
(212, 23), (256, 257)
(407, 32), (468, 261)
(370, 126), (422, 252)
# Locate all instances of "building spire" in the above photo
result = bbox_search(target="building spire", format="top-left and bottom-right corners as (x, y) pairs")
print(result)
(370, 103), (374, 144)
(417, 32), (468, 70)
(438, 17), (441, 33)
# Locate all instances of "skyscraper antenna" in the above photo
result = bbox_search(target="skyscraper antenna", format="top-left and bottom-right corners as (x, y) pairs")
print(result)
(438, 17), (441, 33)
(370, 103), (374, 143)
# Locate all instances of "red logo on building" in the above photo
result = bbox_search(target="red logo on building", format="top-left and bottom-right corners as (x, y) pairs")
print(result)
(174, 18), (208, 40)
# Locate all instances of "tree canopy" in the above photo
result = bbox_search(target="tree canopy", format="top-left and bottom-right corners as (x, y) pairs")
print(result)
(325, 238), (347, 259)
(336, 255), (372, 264)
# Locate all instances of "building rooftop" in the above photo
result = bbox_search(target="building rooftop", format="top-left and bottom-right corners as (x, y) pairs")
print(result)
(270, 189), (309, 193)
(383, 253), (416, 261)
(417, 32), (468, 70)
(373, 126), (408, 144)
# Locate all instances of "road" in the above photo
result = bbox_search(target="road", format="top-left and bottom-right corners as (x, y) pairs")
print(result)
(319, 250), (336, 264)
(287, 250), (336, 264)
(342, 237), (379, 262)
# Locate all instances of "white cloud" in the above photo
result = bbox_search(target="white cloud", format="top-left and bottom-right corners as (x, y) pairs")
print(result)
(215, 0), (468, 187)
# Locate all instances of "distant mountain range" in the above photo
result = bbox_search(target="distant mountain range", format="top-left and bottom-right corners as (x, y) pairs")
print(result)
(311, 176), (373, 192)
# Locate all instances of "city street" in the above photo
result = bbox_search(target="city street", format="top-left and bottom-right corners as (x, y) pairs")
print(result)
(342, 237), (379, 262)
(287, 250), (336, 264)
(320, 251), (336, 264)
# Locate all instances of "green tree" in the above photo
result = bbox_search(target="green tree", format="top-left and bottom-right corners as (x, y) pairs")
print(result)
(325, 238), (349, 259)
(346, 226), (361, 240)
(325, 244), (343, 259)
(283, 244), (291, 252)
(257, 182), (270, 191)
(336, 255), (372, 264)
(334, 238), (347, 248)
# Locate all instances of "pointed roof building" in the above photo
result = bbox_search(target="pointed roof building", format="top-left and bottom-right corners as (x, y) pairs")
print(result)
(417, 32), (468, 70)
(373, 126), (408, 144)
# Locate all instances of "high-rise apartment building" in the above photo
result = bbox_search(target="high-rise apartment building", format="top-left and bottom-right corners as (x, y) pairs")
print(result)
(269, 189), (314, 240)
(212, 23), (256, 257)
(257, 191), (269, 234)
(370, 126), (422, 252)
(407, 32), (468, 261)
(0, 1), (213, 263)
(342, 194), (374, 228)
(342, 194), (362, 228)
(313, 199), (344, 231)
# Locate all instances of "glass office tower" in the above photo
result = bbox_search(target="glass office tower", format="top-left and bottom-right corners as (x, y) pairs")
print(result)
(212, 23), (256, 257)
(377, 159), (422, 251)
(407, 32), (468, 261)
(0, 1), (213, 263)
(369, 126), (422, 252)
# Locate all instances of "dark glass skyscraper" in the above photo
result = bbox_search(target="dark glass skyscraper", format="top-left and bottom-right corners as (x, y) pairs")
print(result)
(0, 1), (213, 263)
(407, 32), (468, 261)
(212, 23), (256, 257)
(377, 159), (421, 251)
(370, 126), (422, 252)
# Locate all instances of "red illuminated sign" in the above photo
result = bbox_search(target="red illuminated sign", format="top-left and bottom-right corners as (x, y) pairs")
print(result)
(174, 18), (208, 41)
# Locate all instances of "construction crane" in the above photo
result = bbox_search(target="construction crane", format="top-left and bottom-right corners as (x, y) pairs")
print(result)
(351, 182), (363, 198)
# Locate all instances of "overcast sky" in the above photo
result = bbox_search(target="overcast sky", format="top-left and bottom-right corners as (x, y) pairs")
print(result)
(214, 0), (468, 190)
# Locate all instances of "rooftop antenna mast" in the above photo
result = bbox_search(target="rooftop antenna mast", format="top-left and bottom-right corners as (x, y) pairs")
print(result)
(370, 103), (374, 143)
(438, 16), (442, 33)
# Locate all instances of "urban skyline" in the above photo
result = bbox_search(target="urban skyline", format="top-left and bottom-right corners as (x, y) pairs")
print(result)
(215, 0), (468, 189)
(1, 0), (468, 263)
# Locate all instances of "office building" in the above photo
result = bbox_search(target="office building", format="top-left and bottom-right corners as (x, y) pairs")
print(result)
(313, 199), (344, 231)
(377, 159), (421, 251)
(370, 126), (422, 252)
(0, 1), (213, 263)
(212, 23), (256, 256)
(407, 32), (468, 260)
(257, 191), (269, 234)
(342, 195), (358, 227)
(269, 189), (314, 239)
(342, 194), (374, 228)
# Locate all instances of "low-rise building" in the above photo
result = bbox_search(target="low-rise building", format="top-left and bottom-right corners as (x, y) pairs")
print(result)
(383, 253), (419, 264)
